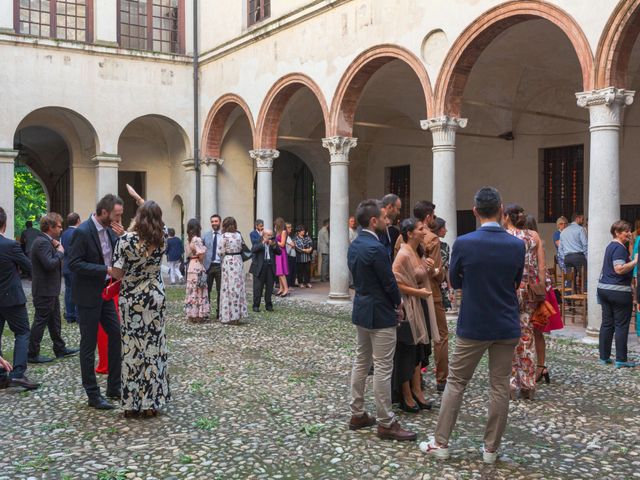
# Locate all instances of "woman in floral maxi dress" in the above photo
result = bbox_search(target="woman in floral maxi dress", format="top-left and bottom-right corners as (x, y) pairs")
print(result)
(111, 201), (170, 417)
(217, 217), (248, 325)
(503, 204), (546, 400)
(184, 218), (210, 322)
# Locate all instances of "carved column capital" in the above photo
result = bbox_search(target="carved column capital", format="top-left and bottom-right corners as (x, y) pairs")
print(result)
(202, 157), (224, 176)
(250, 149), (279, 172)
(421, 116), (467, 149)
(576, 87), (635, 129)
(322, 136), (357, 166)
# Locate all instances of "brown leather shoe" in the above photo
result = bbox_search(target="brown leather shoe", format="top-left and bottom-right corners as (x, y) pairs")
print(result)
(348, 412), (376, 430)
(377, 421), (417, 441)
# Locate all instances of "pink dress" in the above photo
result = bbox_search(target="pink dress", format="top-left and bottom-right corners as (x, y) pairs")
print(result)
(275, 233), (289, 276)
(541, 288), (564, 332)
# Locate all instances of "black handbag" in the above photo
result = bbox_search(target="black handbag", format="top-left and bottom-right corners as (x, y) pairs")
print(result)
(240, 237), (252, 262)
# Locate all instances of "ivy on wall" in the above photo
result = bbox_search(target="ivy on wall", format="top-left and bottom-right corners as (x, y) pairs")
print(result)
(13, 165), (46, 239)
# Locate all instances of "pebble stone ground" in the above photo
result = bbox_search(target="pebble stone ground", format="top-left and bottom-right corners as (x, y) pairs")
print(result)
(1, 286), (640, 480)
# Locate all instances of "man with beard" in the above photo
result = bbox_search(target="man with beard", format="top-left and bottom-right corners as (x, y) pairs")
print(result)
(203, 214), (222, 320)
(347, 199), (415, 441)
(68, 194), (124, 410)
(380, 194), (402, 261)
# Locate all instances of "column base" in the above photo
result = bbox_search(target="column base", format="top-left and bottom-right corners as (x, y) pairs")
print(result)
(327, 293), (352, 305)
(585, 326), (600, 338)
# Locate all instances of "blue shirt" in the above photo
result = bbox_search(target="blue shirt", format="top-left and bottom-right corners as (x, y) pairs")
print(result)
(166, 237), (184, 262)
(558, 222), (588, 259)
(552, 230), (561, 250)
(598, 241), (632, 291)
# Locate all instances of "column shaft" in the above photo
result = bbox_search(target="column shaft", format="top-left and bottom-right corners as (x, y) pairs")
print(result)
(201, 157), (224, 217)
(250, 149), (279, 230)
(0, 149), (19, 239)
(323, 136), (357, 303)
(93, 154), (121, 201)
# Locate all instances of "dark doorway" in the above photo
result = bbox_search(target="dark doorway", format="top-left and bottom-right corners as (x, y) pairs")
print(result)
(118, 171), (146, 229)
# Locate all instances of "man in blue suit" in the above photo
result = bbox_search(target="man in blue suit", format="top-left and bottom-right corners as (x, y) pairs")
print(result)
(249, 219), (264, 247)
(347, 199), (415, 442)
(420, 187), (525, 464)
(60, 212), (81, 323)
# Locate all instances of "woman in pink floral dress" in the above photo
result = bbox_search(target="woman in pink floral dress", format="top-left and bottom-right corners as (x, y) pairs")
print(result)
(217, 217), (248, 325)
(184, 218), (210, 322)
(503, 204), (546, 400)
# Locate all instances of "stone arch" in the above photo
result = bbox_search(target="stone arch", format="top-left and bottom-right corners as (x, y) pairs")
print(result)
(434, 0), (594, 117)
(202, 93), (256, 158)
(255, 73), (329, 149)
(329, 44), (434, 137)
(118, 114), (191, 160)
(595, 0), (640, 88)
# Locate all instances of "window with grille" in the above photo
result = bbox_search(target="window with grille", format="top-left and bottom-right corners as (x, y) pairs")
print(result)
(14, 0), (92, 42)
(248, 0), (271, 26)
(119, 0), (184, 54)
(540, 145), (584, 223)
(386, 165), (411, 221)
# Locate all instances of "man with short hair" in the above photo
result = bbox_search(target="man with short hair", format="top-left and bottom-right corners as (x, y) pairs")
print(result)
(380, 193), (402, 260)
(421, 187), (524, 464)
(28, 212), (79, 363)
(203, 214), (222, 319)
(166, 228), (184, 285)
(20, 220), (39, 257)
(250, 219), (264, 247)
(0, 207), (39, 390)
(68, 194), (124, 410)
(347, 199), (415, 441)
(250, 229), (281, 312)
(318, 219), (330, 282)
(61, 212), (81, 323)
(558, 212), (588, 288)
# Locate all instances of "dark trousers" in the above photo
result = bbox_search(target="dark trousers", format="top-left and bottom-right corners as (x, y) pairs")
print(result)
(598, 288), (633, 362)
(297, 262), (311, 285)
(207, 263), (222, 318)
(63, 273), (77, 321)
(77, 299), (121, 399)
(0, 305), (31, 378)
(286, 256), (297, 286)
(565, 253), (587, 290)
(253, 264), (275, 308)
(29, 295), (66, 358)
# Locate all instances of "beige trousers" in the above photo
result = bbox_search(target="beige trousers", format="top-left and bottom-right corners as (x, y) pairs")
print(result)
(435, 336), (519, 451)
(349, 325), (397, 428)
(433, 300), (449, 384)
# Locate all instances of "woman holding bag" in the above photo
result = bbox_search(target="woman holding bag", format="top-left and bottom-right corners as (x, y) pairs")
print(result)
(184, 219), (210, 323)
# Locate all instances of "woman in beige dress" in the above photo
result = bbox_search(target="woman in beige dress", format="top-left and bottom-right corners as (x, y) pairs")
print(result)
(184, 218), (210, 322)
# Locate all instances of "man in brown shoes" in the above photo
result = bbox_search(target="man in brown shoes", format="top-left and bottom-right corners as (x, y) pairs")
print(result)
(347, 199), (416, 442)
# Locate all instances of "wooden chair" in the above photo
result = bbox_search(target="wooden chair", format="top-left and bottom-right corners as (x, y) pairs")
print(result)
(560, 266), (587, 328)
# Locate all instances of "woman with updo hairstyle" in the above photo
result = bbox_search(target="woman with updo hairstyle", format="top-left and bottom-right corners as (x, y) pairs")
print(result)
(391, 218), (440, 412)
(184, 218), (210, 323)
(110, 201), (170, 417)
(216, 216), (248, 325)
(502, 204), (546, 400)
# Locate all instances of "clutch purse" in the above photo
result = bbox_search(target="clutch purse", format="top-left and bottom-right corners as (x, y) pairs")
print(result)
(102, 280), (121, 301)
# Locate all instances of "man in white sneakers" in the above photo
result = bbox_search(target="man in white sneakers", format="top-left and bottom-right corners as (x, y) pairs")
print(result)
(420, 187), (524, 463)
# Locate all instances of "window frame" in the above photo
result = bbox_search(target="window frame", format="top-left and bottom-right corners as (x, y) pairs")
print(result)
(247, 0), (271, 27)
(13, 0), (94, 43)
(539, 144), (585, 224)
(117, 0), (186, 54)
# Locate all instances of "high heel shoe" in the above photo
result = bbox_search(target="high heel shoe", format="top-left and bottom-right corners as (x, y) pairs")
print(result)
(399, 400), (420, 413)
(412, 394), (433, 410)
(536, 365), (550, 384)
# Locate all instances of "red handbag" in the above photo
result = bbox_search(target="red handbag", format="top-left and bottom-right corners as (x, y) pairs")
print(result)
(102, 280), (121, 301)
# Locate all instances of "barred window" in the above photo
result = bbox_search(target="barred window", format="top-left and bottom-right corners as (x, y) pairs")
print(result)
(119, 0), (184, 54)
(248, 0), (271, 27)
(540, 145), (584, 223)
(386, 165), (411, 221)
(14, 0), (92, 42)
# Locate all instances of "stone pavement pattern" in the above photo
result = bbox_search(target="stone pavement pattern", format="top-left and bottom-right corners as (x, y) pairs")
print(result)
(1, 288), (639, 479)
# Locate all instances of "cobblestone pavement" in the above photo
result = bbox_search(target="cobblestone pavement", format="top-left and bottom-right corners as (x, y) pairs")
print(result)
(1, 287), (640, 480)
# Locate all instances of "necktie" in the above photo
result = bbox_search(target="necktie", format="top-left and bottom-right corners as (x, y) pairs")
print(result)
(212, 232), (218, 264)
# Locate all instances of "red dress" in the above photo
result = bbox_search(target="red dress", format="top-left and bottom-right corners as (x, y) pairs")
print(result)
(540, 287), (563, 333)
(96, 295), (120, 374)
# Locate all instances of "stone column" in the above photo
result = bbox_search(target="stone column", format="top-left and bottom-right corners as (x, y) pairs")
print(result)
(421, 116), (467, 245)
(92, 154), (121, 201)
(0, 149), (18, 239)
(322, 136), (357, 303)
(576, 87), (635, 335)
(249, 149), (279, 230)
(201, 157), (224, 217)
(182, 159), (196, 222)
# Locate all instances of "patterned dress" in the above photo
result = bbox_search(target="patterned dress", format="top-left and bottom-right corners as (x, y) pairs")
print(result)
(112, 232), (170, 412)
(184, 236), (210, 320)
(440, 241), (451, 310)
(508, 228), (538, 393)
(217, 232), (248, 324)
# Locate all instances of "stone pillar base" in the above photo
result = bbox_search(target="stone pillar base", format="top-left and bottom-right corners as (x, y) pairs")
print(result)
(585, 326), (600, 338)
(327, 294), (352, 305)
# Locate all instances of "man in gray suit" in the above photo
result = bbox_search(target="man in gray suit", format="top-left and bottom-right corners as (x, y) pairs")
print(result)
(203, 214), (222, 320)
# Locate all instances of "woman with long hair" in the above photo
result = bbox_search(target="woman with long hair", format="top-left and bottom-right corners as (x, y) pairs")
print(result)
(184, 218), (210, 322)
(217, 216), (248, 325)
(503, 204), (545, 400)
(111, 201), (170, 417)
(274, 217), (290, 297)
(294, 225), (313, 288)
(391, 218), (439, 412)
(285, 222), (298, 287)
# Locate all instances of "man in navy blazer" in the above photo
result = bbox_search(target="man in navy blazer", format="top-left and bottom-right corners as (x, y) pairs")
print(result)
(0, 207), (39, 390)
(347, 199), (415, 442)
(249, 219), (264, 247)
(421, 187), (525, 464)
(60, 212), (81, 323)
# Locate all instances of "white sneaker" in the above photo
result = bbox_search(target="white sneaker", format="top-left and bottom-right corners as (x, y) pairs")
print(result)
(482, 445), (498, 464)
(419, 436), (450, 460)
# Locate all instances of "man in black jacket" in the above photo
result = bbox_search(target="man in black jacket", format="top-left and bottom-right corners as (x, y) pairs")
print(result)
(28, 212), (79, 363)
(250, 229), (281, 312)
(67, 194), (124, 410)
(0, 207), (39, 390)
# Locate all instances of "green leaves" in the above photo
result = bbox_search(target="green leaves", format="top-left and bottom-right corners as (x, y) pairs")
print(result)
(14, 165), (47, 238)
